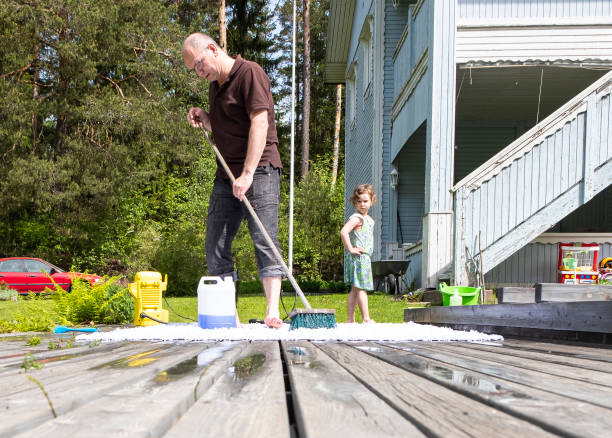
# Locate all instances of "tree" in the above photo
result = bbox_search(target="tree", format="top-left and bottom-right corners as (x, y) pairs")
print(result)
(0, 0), (346, 289)
(332, 84), (342, 186)
(0, 0), (214, 282)
(300, 0), (311, 177)
(226, 0), (279, 77)
(218, 0), (227, 50)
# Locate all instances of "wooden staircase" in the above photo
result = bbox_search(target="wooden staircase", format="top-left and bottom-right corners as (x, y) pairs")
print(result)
(453, 70), (612, 286)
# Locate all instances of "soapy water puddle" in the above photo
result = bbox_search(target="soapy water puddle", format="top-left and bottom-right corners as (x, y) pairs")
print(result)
(152, 342), (236, 384)
(91, 348), (164, 369)
(230, 353), (266, 380)
(286, 346), (308, 356)
(355, 344), (532, 400)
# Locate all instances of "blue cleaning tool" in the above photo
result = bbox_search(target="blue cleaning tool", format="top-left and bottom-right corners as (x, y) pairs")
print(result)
(54, 326), (98, 333)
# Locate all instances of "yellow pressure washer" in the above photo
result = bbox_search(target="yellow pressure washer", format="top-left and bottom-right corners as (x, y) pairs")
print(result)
(128, 271), (169, 326)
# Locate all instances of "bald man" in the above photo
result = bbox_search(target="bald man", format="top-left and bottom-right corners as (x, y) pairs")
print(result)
(183, 33), (284, 329)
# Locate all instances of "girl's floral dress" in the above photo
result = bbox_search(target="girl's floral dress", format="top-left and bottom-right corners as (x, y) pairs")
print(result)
(344, 213), (374, 290)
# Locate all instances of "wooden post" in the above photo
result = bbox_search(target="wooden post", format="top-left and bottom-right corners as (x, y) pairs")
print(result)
(422, 0), (456, 288)
(453, 187), (468, 286)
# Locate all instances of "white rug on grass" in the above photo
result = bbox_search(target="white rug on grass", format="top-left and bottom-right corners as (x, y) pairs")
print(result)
(76, 322), (503, 342)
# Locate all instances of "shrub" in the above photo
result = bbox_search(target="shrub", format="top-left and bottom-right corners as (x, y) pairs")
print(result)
(99, 284), (134, 324)
(237, 280), (263, 295)
(53, 276), (129, 325)
(237, 279), (347, 295)
(327, 281), (350, 293)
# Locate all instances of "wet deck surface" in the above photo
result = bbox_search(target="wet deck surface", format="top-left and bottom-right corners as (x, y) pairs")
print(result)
(1, 330), (611, 437)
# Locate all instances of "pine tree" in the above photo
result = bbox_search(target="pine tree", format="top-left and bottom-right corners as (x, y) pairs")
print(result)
(0, 0), (214, 272)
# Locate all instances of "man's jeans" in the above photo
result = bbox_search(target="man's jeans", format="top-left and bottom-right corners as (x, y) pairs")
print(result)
(205, 164), (284, 281)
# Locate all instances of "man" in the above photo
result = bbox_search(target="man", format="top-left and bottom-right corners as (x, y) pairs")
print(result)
(183, 33), (284, 328)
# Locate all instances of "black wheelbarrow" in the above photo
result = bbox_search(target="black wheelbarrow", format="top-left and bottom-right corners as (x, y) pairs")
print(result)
(371, 260), (410, 295)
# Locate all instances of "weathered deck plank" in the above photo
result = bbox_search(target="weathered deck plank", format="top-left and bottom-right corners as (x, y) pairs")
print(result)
(358, 342), (612, 438)
(15, 342), (247, 438)
(0, 334), (609, 437)
(404, 301), (612, 333)
(0, 332), (101, 364)
(384, 342), (612, 408)
(0, 340), (132, 370)
(281, 340), (424, 437)
(165, 341), (290, 438)
(0, 342), (209, 438)
(427, 342), (612, 387)
(500, 339), (612, 361)
(0, 342), (159, 396)
(317, 342), (555, 438)
(536, 283), (612, 302)
(446, 340), (612, 373)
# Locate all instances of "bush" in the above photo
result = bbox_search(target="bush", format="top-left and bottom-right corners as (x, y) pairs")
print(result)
(327, 281), (350, 293)
(237, 280), (263, 295)
(99, 284), (134, 324)
(279, 164), (345, 282)
(282, 279), (321, 293)
(53, 276), (129, 325)
(237, 279), (348, 295)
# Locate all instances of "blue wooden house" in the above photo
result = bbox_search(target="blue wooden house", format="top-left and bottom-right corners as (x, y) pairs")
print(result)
(325, 0), (612, 288)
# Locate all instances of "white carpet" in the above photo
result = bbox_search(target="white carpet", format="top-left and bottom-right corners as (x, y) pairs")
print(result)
(76, 322), (503, 342)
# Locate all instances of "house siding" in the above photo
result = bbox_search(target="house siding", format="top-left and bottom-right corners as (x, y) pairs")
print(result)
(405, 249), (423, 289)
(487, 242), (612, 285)
(454, 122), (523, 183)
(333, 0), (612, 289)
(553, 186), (612, 232)
(396, 124), (426, 244)
(345, 1), (375, 222)
(383, 0), (410, 254)
(457, 0), (612, 19)
(486, 185), (612, 285)
(390, 0), (431, 159)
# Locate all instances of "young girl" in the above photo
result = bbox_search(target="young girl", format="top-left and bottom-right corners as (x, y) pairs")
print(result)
(340, 184), (376, 323)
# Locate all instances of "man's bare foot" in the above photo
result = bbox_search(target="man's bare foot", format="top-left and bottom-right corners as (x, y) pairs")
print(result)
(346, 319), (355, 323)
(363, 319), (375, 323)
(264, 316), (283, 329)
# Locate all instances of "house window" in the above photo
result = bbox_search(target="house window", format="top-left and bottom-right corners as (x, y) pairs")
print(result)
(347, 63), (356, 128)
(360, 16), (373, 96)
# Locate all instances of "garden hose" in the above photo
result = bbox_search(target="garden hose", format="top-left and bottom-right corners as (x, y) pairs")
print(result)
(139, 313), (168, 324)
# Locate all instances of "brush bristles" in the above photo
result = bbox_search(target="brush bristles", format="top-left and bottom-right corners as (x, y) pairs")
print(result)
(288, 309), (336, 330)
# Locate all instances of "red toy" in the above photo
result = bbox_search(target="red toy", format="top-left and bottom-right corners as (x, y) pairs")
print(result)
(557, 243), (599, 284)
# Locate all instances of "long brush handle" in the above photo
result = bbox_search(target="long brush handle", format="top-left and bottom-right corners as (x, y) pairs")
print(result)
(200, 127), (312, 310)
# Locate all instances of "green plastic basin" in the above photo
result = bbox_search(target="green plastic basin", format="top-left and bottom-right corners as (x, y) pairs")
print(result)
(438, 282), (481, 306)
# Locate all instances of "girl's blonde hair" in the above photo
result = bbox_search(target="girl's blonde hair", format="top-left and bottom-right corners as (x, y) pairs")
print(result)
(350, 184), (376, 206)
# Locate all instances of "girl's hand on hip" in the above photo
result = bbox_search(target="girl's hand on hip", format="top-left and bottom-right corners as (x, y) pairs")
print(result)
(350, 247), (364, 255)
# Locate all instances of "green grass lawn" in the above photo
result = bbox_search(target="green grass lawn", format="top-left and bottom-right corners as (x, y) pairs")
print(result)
(0, 292), (417, 329)
(0, 299), (57, 320)
(166, 292), (413, 324)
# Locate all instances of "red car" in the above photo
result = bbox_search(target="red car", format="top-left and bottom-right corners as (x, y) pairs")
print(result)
(0, 257), (103, 294)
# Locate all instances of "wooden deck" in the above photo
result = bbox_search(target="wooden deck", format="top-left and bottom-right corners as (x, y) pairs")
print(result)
(1, 330), (611, 437)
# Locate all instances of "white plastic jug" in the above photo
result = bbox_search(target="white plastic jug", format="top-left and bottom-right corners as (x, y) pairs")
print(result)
(197, 276), (236, 329)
